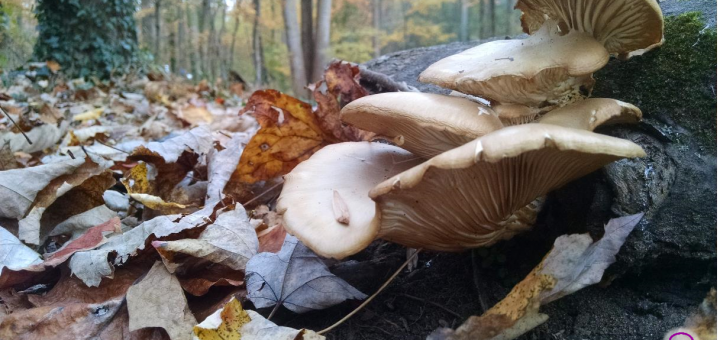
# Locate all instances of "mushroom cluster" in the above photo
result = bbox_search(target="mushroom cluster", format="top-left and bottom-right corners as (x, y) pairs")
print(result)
(277, 0), (663, 259)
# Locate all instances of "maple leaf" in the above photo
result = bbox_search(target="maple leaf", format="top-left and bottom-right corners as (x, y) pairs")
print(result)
(429, 213), (643, 340)
(193, 297), (324, 340)
(246, 235), (366, 314)
(231, 89), (326, 184)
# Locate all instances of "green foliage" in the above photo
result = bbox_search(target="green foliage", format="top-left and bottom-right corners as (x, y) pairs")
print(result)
(594, 12), (717, 152)
(33, 0), (142, 79)
(0, 1), (37, 70)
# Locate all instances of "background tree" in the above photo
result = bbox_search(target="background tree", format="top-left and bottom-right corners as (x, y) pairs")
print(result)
(33, 0), (140, 78)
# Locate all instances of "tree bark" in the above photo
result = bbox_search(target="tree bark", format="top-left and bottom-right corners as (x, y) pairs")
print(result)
(459, 0), (468, 42)
(311, 0), (331, 82)
(198, 0), (211, 79)
(301, 0), (314, 81)
(478, 0), (485, 38)
(252, 0), (265, 86)
(505, 0), (513, 34)
(372, 0), (381, 58)
(154, 0), (162, 62)
(206, 1), (217, 81)
(229, 3), (241, 75)
(217, 1), (227, 82)
(185, 1), (200, 78)
(282, 0), (308, 97)
(176, 4), (185, 74)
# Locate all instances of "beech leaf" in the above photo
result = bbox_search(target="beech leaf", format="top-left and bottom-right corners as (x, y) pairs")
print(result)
(246, 235), (366, 314)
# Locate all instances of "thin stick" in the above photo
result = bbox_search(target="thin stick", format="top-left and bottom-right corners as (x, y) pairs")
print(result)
(398, 293), (461, 318)
(0, 107), (32, 145)
(317, 248), (422, 335)
(241, 180), (284, 207)
(267, 300), (282, 321)
(95, 140), (130, 154)
(471, 249), (489, 312)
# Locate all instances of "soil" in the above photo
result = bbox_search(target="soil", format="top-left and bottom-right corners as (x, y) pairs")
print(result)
(251, 1), (717, 339)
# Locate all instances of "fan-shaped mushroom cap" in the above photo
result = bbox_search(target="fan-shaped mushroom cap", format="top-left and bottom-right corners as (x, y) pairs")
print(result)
(370, 124), (645, 251)
(418, 21), (608, 107)
(276, 142), (421, 259)
(537, 98), (642, 131)
(341, 92), (504, 158)
(493, 103), (544, 126)
(516, 0), (664, 59)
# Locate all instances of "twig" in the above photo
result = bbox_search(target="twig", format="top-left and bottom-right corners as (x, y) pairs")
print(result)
(242, 180), (284, 207)
(317, 249), (422, 335)
(0, 107), (32, 145)
(359, 67), (419, 93)
(398, 294), (461, 318)
(267, 300), (282, 321)
(95, 140), (131, 154)
(471, 249), (489, 312)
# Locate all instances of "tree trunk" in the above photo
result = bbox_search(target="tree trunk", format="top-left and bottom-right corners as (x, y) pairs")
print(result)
(185, 1), (200, 78)
(372, 0), (381, 58)
(154, 0), (162, 62)
(176, 4), (185, 75)
(459, 0), (468, 42)
(301, 0), (314, 82)
(198, 0), (211, 79)
(478, 0), (485, 38)
(206, 2), (217, 81)
(229, 5), (241, 75)
(489, 0), (495, 37)
(311, 0), (331, 82)
(506, 0), (513, 34)
(252, 0), (265, 87)
(282, 0), (308, 97)
(217, 2), (227, 82)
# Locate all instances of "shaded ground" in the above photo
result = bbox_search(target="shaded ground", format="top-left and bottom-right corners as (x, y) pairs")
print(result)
(256, 1), (717, 339)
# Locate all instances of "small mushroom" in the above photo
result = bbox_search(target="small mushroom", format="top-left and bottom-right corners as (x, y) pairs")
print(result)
(537, 98), (642, 131)
(341, 92), (504, 158)
(370, 124), (646, 252)
(419, 21), (609, 107)
(516, 0), (664, 59)
(276, 142), (421, 259)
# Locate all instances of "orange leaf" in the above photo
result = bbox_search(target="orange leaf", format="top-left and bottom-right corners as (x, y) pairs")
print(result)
(232, 90), (326, 184)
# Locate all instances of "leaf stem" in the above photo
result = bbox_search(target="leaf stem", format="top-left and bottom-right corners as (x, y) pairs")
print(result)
(317, 248), (422, 335)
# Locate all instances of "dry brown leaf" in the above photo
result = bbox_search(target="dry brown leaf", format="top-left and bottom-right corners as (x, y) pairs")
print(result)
(193, 297), (324, 340)
(311, 61), (373, 142)
(430, 214), (643, 340)
(257, 224), (286, 254)
(127, 261), (198, 340)
(0, 298), (126, 340)
(176, 105), (213, 126)
(19, 157), (115, 245)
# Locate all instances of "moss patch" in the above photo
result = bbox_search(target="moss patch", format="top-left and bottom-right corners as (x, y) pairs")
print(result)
(593, 12), (717, 153)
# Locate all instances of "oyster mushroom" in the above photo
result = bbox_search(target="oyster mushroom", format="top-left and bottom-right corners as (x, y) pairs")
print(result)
(537, 98), (642, 131)
(516, 0), (664, 59)
(419, 21), (609, 107)
(371, 124), (646, 252)
(341, 92), (504, 158)
(276, 142), (421, 259)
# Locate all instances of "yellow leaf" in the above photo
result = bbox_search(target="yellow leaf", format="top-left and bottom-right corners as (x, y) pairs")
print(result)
(72, 107), (104, 121)
(193, 298), (250, 340)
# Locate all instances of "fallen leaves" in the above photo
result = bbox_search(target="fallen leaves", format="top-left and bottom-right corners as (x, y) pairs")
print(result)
(193, 297), (324, 340)
(230, 61), (373, 186)
(429, 213), (644, 340)
(127, 261), (198, 340)
(246, 235), (366, 314)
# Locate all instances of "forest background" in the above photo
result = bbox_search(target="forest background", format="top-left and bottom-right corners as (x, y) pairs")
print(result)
(0, 0), (523, 96)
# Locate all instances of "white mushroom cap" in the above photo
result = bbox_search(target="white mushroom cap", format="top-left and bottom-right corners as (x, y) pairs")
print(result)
(276, 142), (421, 259)
(341, 92), (504, 158)
(537, 98), (642, 131)
(516, 0), (664, 59)
(419, 21), (609, 107)
(370, 124), (646, 251)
